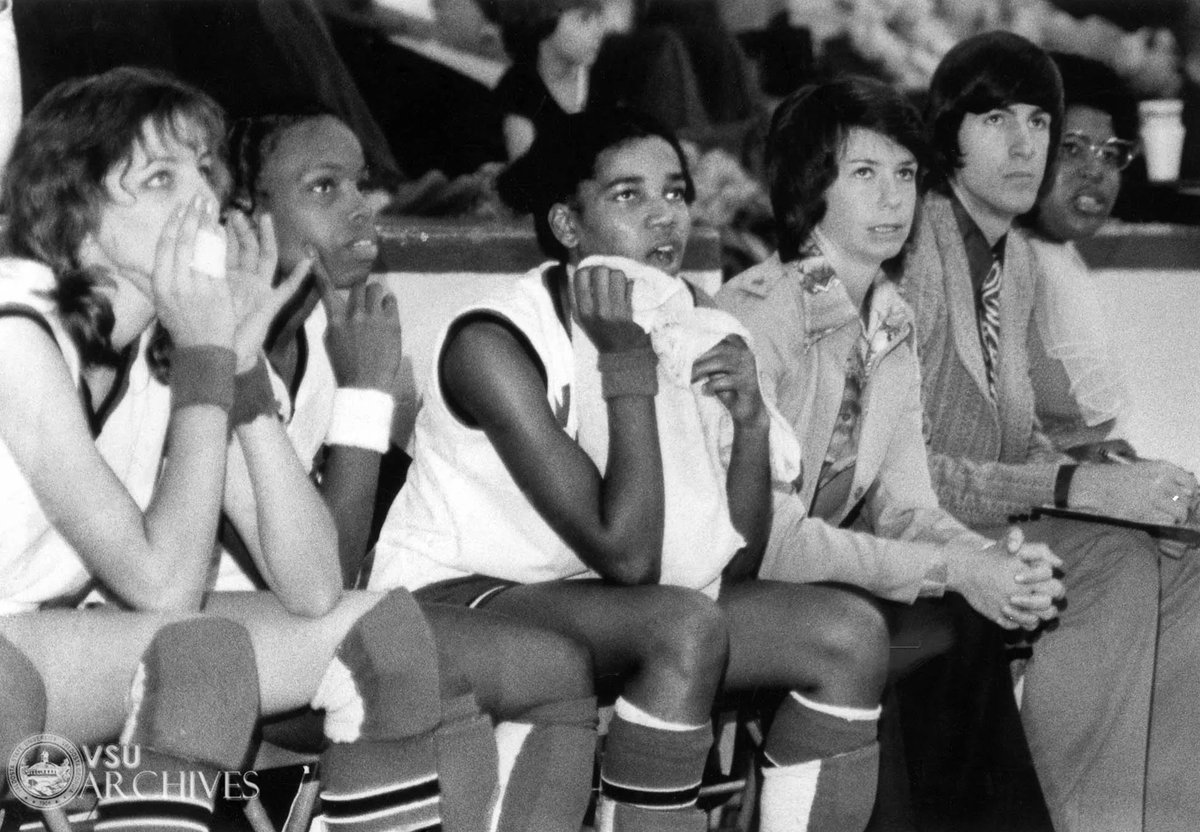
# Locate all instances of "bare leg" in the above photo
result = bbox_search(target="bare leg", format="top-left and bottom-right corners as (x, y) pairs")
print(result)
(212, 589), (451, 832)
(216, 590), (598, 832)
(720, 580), (888, 832)
(210, 589), (597, 719)
(487, 581), (727, 721)
(207, 590), (390, 715)
(0, 631), (46, 799)
(719, 580), (887, 704)
(488, 581), (728, 832)
(1, 609), (182, 743)
(422, 603), (597, 832)
(421, 602), (595, 716)
(2, 613), (259, 831)
(1, 594), (400, 737)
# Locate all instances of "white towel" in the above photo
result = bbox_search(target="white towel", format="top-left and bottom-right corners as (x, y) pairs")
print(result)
(572, 255), (801, 597)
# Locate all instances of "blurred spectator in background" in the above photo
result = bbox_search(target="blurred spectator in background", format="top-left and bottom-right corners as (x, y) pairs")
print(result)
(719, 0), (788, 32)
(14, 0), (527, 214)
(781, 0), (1182, 101)
(491, 0), (606, 160)
(13, 0), (404, 185)
(323, 0), (509, 179)
(427, 0), (506, 62)
(589, 0), (765, 161)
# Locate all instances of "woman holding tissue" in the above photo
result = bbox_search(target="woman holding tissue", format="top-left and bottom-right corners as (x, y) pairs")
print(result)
(0, 67), (573, 832)
(372, 106), (892, 832)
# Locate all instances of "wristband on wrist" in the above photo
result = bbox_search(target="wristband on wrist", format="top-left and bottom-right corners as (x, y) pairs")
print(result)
(1054, 464), (1078, 509)
(169, 346), (235, 414)
(597, 346), (658, 399)
(326, 388), (395, 453)
(230, 356), (280, 428)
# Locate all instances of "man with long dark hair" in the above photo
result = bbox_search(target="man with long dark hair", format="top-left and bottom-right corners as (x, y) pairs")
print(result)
(906, 31), (1200, 832)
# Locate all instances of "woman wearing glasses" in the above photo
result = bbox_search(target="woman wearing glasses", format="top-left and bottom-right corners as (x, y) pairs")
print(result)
(1023, 52), (1139, 455)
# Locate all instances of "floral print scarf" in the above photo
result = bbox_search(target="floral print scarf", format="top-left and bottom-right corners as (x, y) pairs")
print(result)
(789, 240), (914, 516)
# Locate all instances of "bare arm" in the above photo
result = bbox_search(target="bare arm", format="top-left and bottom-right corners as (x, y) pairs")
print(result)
(320, 445), (384, 586)
(316, 278), (404, 588)
(1, 201), (237, 612)
(721, 420), (771, 582)
(692, 335), (771, 583)
(219, 212), (340, 615)
(443, 266), (665, 583)
(225, 416), (340, 615)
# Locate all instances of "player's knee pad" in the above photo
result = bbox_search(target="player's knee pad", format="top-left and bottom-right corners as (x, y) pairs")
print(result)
(314, 590), (441, 744)
(0, 636), (46, 799)
(123, 617), (260, 772)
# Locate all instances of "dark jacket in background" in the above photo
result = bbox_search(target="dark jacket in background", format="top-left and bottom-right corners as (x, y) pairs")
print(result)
(326, 15), (506, 179)
(14, 0), (404, 184)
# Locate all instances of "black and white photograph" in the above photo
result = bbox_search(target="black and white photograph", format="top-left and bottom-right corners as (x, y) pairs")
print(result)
(2, 1), (1199, 830)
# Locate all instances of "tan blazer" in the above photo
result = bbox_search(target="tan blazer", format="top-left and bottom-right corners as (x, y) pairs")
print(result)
(718, 252), (985, 602)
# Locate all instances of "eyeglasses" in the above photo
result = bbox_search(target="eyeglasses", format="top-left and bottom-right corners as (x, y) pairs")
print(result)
(1058, 132), (1138, 171)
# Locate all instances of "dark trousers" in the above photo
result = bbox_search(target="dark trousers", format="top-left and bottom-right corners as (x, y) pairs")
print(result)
(868, 595), (1055, 832)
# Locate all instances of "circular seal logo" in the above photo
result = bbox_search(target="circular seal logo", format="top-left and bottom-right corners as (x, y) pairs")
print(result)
(7, 733), (85, 810)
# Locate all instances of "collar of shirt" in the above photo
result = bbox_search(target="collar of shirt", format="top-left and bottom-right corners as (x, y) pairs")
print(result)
(787, 241), (911, 363)
(787, 242), (861, 347)
(948, 190), (1007, 305)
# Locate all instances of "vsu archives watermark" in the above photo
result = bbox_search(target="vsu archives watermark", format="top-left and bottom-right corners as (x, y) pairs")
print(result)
(6, 733), (259, 810)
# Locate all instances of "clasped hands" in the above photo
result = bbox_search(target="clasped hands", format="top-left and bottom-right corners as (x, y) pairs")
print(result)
(947, 527), (1064, 631)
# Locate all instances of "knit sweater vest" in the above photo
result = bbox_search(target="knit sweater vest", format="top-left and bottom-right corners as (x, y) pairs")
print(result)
(903, 192), (1064, 525)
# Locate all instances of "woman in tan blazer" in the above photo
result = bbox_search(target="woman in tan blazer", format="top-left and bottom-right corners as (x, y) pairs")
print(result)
(716, 76), (1063, 831)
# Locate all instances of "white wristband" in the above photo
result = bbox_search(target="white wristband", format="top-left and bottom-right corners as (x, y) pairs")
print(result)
(325, 388), (395, 453)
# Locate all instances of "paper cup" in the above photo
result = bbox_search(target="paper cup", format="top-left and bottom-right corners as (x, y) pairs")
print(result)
(1140, 122), (1186, 182)
(1139, 99), (1184, 124)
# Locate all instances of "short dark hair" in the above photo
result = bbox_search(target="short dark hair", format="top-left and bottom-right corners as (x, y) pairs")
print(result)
(1015, 52), (1138, 233)
(1050, 51), (1137, 142)
(227, 107), (341, 214)
(766, 76), (930, 264)
(2, 66), (225, 366)
(497, 106), (695, 262)
(493, 0), (602, 65)
(926, 31), (1063, 195)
